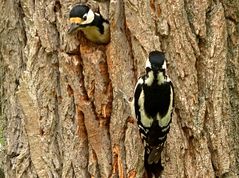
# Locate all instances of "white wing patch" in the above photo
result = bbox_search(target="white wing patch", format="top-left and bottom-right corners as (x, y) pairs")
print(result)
(138, 124), (149, 134)
(138, 89), (153, 127)
(131, 77), (144, 119)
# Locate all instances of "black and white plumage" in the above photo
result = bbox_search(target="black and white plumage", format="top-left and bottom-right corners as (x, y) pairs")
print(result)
(132, 51), (174, 178)
(68, 4), (110, 44)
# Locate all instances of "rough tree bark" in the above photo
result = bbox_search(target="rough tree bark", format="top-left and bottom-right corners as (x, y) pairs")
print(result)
(0, 0), (238, 177)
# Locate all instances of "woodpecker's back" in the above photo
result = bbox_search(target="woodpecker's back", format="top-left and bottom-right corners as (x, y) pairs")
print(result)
(133, 51), (174, 178)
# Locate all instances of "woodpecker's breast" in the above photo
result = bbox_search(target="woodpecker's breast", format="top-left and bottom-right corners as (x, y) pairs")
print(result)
(81, 22), (110, 44)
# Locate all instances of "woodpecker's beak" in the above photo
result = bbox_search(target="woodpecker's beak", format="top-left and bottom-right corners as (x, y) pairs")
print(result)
(68, 17), (85, 34)
(68, 23), (81, 34)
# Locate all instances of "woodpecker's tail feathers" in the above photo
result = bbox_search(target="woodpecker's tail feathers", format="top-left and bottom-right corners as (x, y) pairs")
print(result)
(145, 146), (164, 178)
(147, 145), (164, 164)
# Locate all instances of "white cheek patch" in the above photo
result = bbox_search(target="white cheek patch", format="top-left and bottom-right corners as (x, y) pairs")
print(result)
(162, 60), (167, 70)
(81, 9), (94, 24)
(145, 59), (151, 69)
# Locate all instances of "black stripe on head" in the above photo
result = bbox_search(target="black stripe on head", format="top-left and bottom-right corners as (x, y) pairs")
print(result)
(70, 5), (90, 18)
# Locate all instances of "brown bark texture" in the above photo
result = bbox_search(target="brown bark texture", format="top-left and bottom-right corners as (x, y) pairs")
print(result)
(0, 0), (239, 177)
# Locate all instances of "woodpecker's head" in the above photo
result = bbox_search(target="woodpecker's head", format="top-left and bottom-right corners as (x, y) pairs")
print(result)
(68, 5), (95, 34)
(145, 51), (166, 74)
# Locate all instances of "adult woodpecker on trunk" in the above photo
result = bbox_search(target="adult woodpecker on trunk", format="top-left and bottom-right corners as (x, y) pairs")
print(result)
(132, 51), (174, 178)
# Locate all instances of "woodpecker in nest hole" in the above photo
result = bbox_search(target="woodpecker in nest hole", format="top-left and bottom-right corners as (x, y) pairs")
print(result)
(68, 4), (110, 44)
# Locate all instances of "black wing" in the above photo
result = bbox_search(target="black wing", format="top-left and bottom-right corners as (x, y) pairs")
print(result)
(92, 13), (109, 34)
(133, 76), (149, 137)
(134, 78), (143, 122)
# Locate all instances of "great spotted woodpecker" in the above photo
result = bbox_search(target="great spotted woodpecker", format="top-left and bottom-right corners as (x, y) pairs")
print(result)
(132, 51), (174, 178)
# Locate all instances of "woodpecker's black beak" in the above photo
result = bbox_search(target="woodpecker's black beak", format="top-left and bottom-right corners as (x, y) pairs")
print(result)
(68, 23), (81, 34)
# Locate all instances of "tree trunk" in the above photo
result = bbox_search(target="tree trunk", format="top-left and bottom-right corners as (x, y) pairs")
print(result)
(0, 0), (239, 177)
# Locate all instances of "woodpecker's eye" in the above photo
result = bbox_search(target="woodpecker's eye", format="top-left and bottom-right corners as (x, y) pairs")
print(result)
(83, 14), (87, 20)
